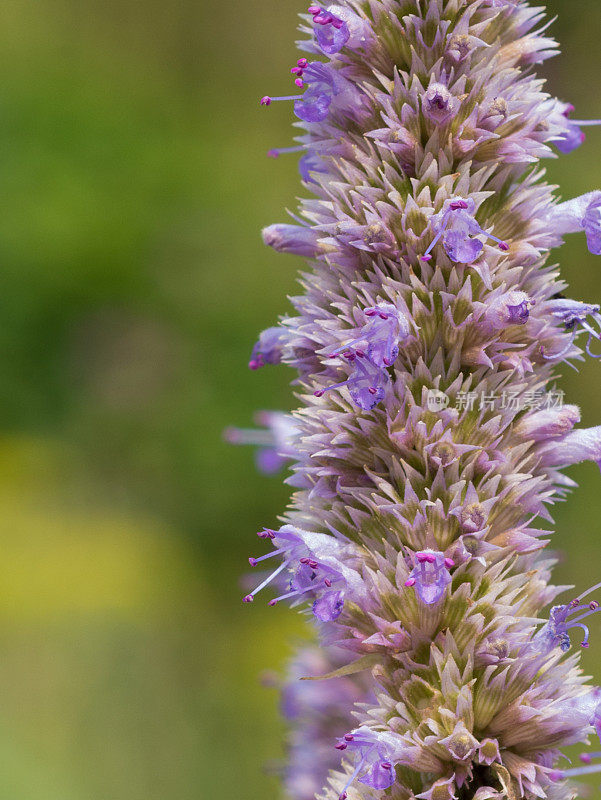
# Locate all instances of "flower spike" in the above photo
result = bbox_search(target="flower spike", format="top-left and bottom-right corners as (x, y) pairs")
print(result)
(238, 2), (601, 799)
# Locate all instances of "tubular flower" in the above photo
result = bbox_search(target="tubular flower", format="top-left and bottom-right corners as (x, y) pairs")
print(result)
(404, 550), (454, 605)
(223, 411), (299, 474)
(420, 198), (508, 264)
(531, 582), (601, 653)
(335, 727), (406, 797)
(233, 2), (601, 800)
(550, 102), (601, 154)
(262, 223), (323, 257)
(248, 326), (289, 370)
(551, 191), (601, 255)
(541, 297), (601, 361)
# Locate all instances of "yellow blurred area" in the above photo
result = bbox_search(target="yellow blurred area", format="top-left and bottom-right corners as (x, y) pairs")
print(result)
(0, 438), (198, 621)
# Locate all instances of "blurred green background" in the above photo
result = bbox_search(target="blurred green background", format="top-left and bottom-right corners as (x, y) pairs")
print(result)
(0, 0), (599, 797)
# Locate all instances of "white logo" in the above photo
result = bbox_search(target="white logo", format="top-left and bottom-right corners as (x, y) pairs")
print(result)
(426, 390), (450, 412)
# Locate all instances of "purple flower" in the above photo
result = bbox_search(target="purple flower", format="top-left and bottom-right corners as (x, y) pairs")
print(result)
(327, 303), (410, 368)
(297, 62), (366, 123)
(314, 353), (389, 411)
(243, 525), (358, 622)
(241, 0), (601, 796)
(261, 62), (367, 124)
(541, 298), (601, 361)
(335, 727), (401, 798)
(421, 198), (508, 264)
(404, 550), (454, 605)
(262, 223), (322, 257)
(476, 290), (533, 334)
(309, 5), (370, 55)
(551, 191), (601, 255)
(551, 103), (601, 154)
(224, 411), (298, 475)
(533, 582), (601, 652)
(310, 5), (349, 54)
(249, 326), (287, 370)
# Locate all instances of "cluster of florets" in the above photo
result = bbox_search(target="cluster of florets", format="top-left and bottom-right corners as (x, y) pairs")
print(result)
(227, 2), (601, 800)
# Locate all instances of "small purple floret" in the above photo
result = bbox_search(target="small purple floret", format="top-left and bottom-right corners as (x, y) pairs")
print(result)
(335, 727), (399, 797)
(404, 550), (453, 605)
(421, 197), (508, 264)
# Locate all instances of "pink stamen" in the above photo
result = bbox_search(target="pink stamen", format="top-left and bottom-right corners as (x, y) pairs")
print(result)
(261, 94), (303, 107)
(267, 145), (305, 158)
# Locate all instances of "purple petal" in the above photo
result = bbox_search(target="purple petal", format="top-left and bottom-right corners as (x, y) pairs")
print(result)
(359, 761), (395, 790)
(312, 590), (344, 621)
(294, 89), (332, 123)
(584, 198), (601, 255)
(255, 448), (287, 475)
(443, 230), (484, 263)
(315, 19), (350, 55)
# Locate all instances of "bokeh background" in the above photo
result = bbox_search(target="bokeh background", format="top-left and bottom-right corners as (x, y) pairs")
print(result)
(0, 0), (599, 798)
